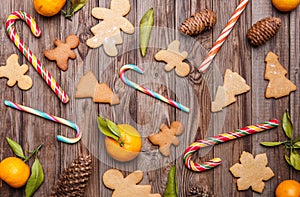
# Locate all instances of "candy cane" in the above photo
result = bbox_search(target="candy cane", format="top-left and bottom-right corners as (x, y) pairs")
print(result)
(4, 100), (81, 144)
(120, 64), (190, 113)
(6, 11), (69, 103)
(198, 0), (249, 73)
(184, 119), (279, 172)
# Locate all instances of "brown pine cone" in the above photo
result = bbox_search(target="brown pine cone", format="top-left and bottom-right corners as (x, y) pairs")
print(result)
(50, 154), (93, 197)
(247, 17), (281, 46)
(188, 186), (214, 197)
(180, 9), (217, 36)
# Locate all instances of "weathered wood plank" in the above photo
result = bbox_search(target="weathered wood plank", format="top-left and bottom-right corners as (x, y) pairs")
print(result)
(175, 0), (219, 196)
(289, 4), (300, 182)
(0, 1), (299, 197)
(136, 0), (177, 195)
(251, 0), (292, 197)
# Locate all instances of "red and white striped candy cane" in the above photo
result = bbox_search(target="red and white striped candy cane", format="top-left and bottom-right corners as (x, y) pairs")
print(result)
(184, 119), (279, 172)
(6, 11), (69, 103)
(198, 0), (249, 73)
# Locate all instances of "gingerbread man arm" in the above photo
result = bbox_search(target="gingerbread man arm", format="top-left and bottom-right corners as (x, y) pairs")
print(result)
(7, 78), (17, 87)
(92, 8), (112, 19)
(154, 50), (175, 72)
(103, 169), (124, 189)
(54, 39), (64, 47)
(171, 137), (180, 146)
(66, 50), (76, 60)
(44, 47), (58, 61)
(119, 17), (134, 34)
(1, 64), (17, 86)
(154, 50), (168, 61)
(148, 131), (168, 146)
(0, 67), (5, 78)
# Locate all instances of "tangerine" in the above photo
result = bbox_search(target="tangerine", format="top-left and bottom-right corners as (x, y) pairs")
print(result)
(105, 124), (142, 162)
(275, 180), (300, 197)
(33, 0), (66, 17)
(0, 157), (30, 188)
(272, 0), (300, 12)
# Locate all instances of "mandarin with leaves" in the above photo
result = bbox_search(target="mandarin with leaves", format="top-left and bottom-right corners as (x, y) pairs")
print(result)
(105, 124), (142, 162)
(98, 116), (142, 162)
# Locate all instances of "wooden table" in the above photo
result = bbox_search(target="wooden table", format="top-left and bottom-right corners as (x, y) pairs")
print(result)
(0, 0), (299, 196)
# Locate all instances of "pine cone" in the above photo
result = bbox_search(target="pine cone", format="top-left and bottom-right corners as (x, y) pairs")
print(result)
(188, 186), (214, 197)
(50, 154), (93, 197)
(247, 17), (281, 46)
(180, 9), (217, 35)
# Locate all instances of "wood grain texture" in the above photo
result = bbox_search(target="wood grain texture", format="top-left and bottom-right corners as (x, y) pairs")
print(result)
(0, 0), (299, 197)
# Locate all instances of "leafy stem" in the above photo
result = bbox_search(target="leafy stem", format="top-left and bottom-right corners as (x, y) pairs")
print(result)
(97, 116), (124, 147)
(24, 144), (43, 163)
(260, 110), (300, 170)
(62, 0), (88, 20)
(5, 137), (44, 196)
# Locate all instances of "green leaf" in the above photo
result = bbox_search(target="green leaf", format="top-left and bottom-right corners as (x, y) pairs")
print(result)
(294, 134), (300, 143)
(294, 142), (300, 149)
(97, 116), (119, 141)
(139, 8), (154, 57)
(25, 158), (44, 197)
(260, 141), (283, 147)
(71, 0), (88, 15)
(164, 165), (178, 197)
(6, 137), (26, 159)
(285, 154), (292, 166)
(282, 111), (293, 139)
(290, 151), (300, 170)
(63, 0), (87, 19)
(106, 119), (121, 138)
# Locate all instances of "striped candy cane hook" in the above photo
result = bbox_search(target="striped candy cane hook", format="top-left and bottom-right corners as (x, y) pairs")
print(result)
(184, 119), (279, 172)
(4, 100), (81, 144)
(120, 64), (190, 113)
(6, 11), (69, 103)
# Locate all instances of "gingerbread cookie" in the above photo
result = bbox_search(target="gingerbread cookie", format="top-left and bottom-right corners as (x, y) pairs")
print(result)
(103, 169), (161, 197)
(211, 69), (250, 112)
(44, 34), (79, 71)
(154, 40), (190, 77)
(264, 52), (296, 99)
(148, 121), (184, 156)
(0, 54), (32, 90)
(75, 71), (119, 105)
(229, 151), (274, 193)
(86, 0), (134, 56)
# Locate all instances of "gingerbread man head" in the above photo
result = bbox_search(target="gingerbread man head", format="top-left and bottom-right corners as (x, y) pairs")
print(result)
(110, 0), (131, 16)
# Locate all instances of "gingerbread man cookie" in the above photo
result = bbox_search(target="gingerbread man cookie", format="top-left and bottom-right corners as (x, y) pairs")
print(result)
(148, 121), (185, 156)
(103, 169), (161, 197)
(154, 40), (190, 77)
(0, 54), (32, 90)
(86, 0), (134, 56)
(44, 34), (80, 71)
